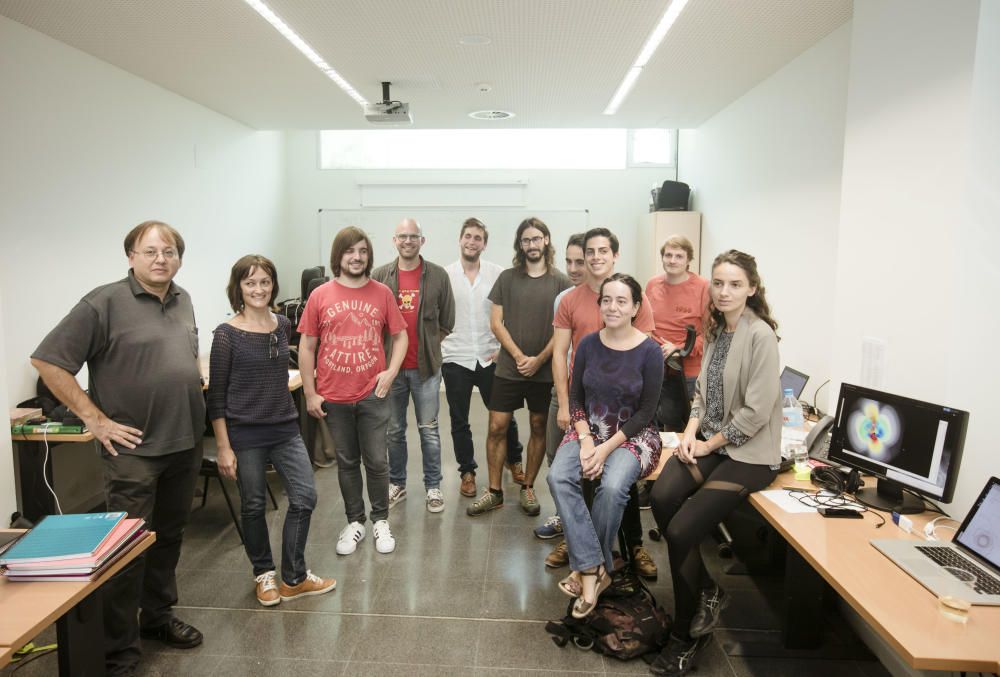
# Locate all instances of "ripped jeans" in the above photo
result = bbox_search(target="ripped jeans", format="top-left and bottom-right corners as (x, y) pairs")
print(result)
(387, 368), (443, 491)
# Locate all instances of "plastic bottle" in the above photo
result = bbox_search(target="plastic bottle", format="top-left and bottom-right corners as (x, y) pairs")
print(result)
(782, 388), (805, 428)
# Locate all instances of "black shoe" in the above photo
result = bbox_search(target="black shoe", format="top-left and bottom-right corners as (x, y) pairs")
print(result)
(649, 634), (710, 677)
(689, 584), (729, 638)
(636, 480), (651, 510)
(139, 617), (203, 649)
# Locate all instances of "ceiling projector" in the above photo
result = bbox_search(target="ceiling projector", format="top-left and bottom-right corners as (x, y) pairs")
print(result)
(365, 82), (412, 125)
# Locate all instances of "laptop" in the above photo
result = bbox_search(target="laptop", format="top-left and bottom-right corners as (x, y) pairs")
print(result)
(780, 366), (809, 399)
(871, 476), (1000, 605)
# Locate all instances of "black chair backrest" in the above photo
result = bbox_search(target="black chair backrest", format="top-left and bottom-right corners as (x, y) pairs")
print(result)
(306, 276), (329, 300)
(679, 324), (697, 357)
(301, 266), (325, 301)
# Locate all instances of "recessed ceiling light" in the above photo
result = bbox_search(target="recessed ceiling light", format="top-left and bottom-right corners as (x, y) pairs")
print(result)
(244, 0), (367, 106)
(604, 0), (689, 115)
(469, 110), (515, 120)
(459, 35), (492, 46)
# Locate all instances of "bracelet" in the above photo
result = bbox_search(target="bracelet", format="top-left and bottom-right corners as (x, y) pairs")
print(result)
(578, 432), (593, 440)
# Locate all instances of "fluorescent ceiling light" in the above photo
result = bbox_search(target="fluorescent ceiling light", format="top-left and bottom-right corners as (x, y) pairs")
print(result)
(603, 0), (689, 115)
(244, 0), (367, 106)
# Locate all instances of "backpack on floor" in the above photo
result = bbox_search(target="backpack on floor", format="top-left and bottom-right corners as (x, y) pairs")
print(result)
(545, 568), (671, 661)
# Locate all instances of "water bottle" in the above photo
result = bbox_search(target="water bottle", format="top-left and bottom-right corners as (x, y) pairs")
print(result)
(782, 388), (804, 428)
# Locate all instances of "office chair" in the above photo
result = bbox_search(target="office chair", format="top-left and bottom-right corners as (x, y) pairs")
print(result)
(300, 266), (325, 301)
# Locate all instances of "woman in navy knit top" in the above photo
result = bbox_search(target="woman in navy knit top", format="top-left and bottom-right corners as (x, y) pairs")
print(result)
(547, 273), (664, 618)
(207, 255), (336, 607)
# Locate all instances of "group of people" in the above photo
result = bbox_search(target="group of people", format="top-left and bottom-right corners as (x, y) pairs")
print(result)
(29, 215), (783, 677)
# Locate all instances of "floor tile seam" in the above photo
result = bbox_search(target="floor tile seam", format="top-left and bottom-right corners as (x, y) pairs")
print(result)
(173, 604), (549, 625)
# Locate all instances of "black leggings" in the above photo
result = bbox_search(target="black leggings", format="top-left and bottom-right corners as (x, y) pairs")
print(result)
(649, 454), (777, 638)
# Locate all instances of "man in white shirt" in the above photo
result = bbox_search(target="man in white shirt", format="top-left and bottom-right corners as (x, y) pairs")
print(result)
(442, 218), (525, 499)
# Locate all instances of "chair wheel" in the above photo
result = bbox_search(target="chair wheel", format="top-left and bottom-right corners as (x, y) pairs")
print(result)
(648, 528), (662, 542)
(573, 636), (594, 650)
(718, 543), (733, 559)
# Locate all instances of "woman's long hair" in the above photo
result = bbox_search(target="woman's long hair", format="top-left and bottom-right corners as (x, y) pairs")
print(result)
(704, 250), (779, 342)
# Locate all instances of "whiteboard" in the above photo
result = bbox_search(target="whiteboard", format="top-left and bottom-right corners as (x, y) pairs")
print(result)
(318, 208), (590, 271)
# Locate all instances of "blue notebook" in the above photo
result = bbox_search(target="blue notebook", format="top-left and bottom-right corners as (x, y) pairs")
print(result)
(0, 512), (127, 563)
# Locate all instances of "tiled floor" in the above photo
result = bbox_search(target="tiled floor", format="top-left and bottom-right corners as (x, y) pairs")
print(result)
(3, 398), (891, 676)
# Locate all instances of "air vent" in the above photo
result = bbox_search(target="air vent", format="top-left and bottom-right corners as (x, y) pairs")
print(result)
(468, 110), (515, 120)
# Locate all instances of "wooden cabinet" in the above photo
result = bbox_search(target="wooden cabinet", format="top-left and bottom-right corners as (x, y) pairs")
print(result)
(636, 211), (702, 285)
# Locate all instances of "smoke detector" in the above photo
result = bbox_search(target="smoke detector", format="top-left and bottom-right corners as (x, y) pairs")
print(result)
(468, 110), (515, 121)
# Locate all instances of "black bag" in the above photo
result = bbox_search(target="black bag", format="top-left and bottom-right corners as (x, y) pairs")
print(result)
(278, 299), (305, 347)
(546, 569), (671, 661)
(656, 180), (691, 211)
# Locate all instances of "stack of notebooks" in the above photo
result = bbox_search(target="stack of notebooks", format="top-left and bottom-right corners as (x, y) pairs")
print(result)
(0, 512), (146, 582)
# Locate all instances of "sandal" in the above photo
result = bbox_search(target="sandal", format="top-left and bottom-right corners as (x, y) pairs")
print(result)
(571, 566), (611, 619)
(558, 573), (582, 598)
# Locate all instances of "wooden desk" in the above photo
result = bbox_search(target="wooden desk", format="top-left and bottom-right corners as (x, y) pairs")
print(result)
(10, 432), (97, 523)
(0, 529), (155, 675)
(0, 645), (13, 670)
(749, 474), (1000, 673)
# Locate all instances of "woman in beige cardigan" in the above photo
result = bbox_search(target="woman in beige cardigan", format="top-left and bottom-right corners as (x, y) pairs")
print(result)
(648, 250), (782, 677)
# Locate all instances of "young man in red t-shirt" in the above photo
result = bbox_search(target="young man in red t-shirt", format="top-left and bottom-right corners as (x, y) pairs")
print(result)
(299, 227), (408, 556)
(644, 234), (709, 400)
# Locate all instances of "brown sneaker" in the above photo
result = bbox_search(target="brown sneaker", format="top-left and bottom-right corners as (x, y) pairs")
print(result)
(545, 540), (569, 568)
(254, 570), (280, 607)
(506, 461), (526, 485)
(460, 472), (477, 498)
(278, 570), (337, 601)
(631, 545), (658, 580)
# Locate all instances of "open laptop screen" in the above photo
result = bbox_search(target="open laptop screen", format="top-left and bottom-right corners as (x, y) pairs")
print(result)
(955, 477), (1000, 570)
(780, 366), (809, 399)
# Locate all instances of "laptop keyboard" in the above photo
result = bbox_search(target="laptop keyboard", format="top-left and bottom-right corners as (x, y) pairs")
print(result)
(916, 545), (1000, 595)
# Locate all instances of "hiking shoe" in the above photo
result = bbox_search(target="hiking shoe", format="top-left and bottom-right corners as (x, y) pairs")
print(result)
(373, 519), (396, 554)
(631, 544), (658, 580)
(649, 634), (711, 677)
(467, 490), (503, 516)
(519, 487), (540, 516)
(460, 472), (477, 498)
(278, 570), (337, 601)
(506, 461), (526, 485)
(254, 570), (280, 607)
(689, 584), (729, 638)
(388, 483), (407, 508)
(544, 540), (569, 568)
(335, 521), (366, 555)
(534, 515), (563, 540)
(426, 488), (445, 513)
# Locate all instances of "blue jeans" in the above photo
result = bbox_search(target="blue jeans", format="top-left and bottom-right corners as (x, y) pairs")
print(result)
(387, 368), (443, 490)
(324, 393), (391, 523)
(236, 434), (317, 586)
(547, 440), (641, 572)
(442, 361), (523, 475)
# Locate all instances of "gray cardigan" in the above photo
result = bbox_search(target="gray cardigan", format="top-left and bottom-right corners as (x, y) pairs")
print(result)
(693, 309), (782, 466)
(372, 256), (456, 380)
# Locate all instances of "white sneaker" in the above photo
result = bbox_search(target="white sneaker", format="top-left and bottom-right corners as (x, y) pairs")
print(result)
(373, 519), (396, 554)
(426, 488), (445, 513)
(336, 521), (366, 555)
(388, 483), (407, 508)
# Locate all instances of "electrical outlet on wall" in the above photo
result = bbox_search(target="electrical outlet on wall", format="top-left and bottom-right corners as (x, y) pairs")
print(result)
(861, 336), (887, 390)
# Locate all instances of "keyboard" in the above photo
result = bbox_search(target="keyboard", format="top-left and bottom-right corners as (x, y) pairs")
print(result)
(916, 545), (1000, 595)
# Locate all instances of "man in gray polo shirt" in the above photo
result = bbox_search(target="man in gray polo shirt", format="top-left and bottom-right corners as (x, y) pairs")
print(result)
(31, 220), (206, 677)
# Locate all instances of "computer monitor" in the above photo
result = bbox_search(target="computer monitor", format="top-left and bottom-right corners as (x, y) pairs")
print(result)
(780, 366), (809, 399)
(827, 383), (968, 514)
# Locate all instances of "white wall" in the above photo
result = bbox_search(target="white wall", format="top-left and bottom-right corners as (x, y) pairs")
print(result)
(677, 23), (852, 409)
(280, 130), (672, 293)
(833, 0), (990, 521)
(0, 16), (287, 517)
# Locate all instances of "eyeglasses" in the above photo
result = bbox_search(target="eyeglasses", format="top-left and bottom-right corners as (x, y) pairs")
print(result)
(520, 236), (544, 247)
(395, 233), (421, 242)
(269, 332), (278, 360)
(132, 248), (178, 261)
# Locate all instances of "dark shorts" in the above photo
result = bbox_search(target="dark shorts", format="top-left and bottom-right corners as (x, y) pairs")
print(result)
(490, 376), (552, 414)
